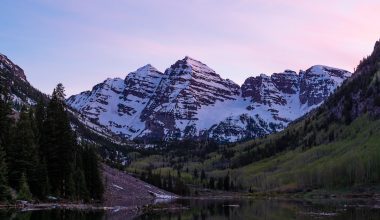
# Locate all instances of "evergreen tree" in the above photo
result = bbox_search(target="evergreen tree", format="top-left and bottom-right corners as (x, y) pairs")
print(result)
(35, 158), (50, 199)
(41, 84), (76, 198)
(0, 84), (13, 154)
(193, 169), (198, 179)
(34, 97), (48, 199)
(343, 94), (353, 124)
(0, 143), (11, 202)
(230, 181), (235, 191)
(200, 169), (206, 181)
(8, 107), (39, 193)
(28, 108), (38, 143)
(82, 144), (104, 200)
(54, 83), (66, 101)
(223, 173), (230, 191)
(217, 177), (223, 190)
(35, 96), (46, 143)
(168, 172), (173, 191)
(73, 168), (89, 201)
(208, 177), (215, 189)
(17, 173), (33, 201)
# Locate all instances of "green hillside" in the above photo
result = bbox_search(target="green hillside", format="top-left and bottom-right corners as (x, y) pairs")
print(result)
(125, 40), (380, 195)
(223, 114), (380, 192)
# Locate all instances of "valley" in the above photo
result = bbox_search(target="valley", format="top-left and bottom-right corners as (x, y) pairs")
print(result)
(1, 34), (380, 220)
(2, 1), (380, 219)
(121, 40), (380, 199)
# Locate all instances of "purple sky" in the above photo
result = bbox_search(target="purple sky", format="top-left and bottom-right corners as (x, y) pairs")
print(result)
(1, 0), (380, 96)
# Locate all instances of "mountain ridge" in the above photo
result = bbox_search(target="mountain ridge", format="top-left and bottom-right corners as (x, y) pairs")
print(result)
(67, 57), (351, 142)
(0, 53), (48, 108)
(0, 53), (351, 143)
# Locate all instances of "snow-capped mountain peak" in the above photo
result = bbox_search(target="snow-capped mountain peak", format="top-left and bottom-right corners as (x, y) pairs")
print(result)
(299, 65), (352, 106)
(130, 64), (162, 78)
(67, 58), (352, 142)
(167, 56), (219, 77)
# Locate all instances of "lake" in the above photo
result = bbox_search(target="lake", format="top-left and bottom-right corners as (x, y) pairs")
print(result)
(1, 198), (380, 220)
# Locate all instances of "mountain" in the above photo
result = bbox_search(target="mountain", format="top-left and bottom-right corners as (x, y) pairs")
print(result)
(0, 51), (351, 144)
(126, 39), (380, 194)
(67, 57), (351, 142)
(217, 40), (380, 192)
(0, 53), (134, 165)
(0, 53), (47, 107)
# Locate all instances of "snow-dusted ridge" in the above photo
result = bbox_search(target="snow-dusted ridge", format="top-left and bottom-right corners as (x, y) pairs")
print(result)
(67, 57), (352, 142)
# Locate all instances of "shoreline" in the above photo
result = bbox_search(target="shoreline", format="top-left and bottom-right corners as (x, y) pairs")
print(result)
(1, 188), (380, 216)
(1, 190), (380, 210)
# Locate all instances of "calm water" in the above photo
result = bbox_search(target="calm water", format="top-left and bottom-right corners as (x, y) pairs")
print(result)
(1, 199), (380, 220)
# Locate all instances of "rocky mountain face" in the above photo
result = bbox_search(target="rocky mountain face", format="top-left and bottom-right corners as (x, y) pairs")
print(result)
(0, 53), (47, 107)
(325, 40), (380, 123)
(68, 64), (166, 138)
(0, 52), (353, 143)
(140, 57), (241, 140)
(0, 53), (27, 81)
(67, 57), (352, 142)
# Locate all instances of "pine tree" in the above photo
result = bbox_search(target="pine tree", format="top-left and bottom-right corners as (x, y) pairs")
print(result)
(0, 143), (11, 202)
(29, 108), (38, 142)
(72, 146), (89, 201)
(224, 173), (230, 191)
(41, 84), (77, 198)
(8, 107), (39, 193)
(35, 158), (50, 199)
(200, 169), (206, 181)
(193, 169), (198, 179)
(73, 169), (89, 201)
(35, 96), (46, 142)
(208, 177), (215, 189)
(82, 144), (104, 201)
(35, 97), (47, 196)
(17, 173), (33, 201)
(54, 83), (66, 102)
(177, 169), (181, 178)
(41, 84), (76, 198)
(0, 84), (14, 155)
(217, 177), (223, 190)
(168, 173), (173, 191)
(230, 181), (235, 191)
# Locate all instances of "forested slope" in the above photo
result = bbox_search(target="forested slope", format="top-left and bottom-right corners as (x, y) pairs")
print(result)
(126, 40), (380, 195)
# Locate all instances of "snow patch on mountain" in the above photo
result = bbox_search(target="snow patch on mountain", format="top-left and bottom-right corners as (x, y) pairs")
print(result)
(67, 57), (352, 143)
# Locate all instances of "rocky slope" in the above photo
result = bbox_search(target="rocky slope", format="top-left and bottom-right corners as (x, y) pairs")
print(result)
(68, 57), (351, 142)
(102, 164), (177, 207)
(0, 53), (47, 107)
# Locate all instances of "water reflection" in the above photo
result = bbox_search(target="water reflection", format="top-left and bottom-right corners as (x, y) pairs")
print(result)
(0, 209), (105, 220)
(1, 199), (380, 220)
(136, 199), (380, 220)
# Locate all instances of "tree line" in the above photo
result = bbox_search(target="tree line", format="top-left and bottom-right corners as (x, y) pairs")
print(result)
(138, 169), (190, 196)
(0, 83), (103, 203)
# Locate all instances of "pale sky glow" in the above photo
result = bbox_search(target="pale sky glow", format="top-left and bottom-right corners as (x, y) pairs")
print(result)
(1, 0), (380, 96)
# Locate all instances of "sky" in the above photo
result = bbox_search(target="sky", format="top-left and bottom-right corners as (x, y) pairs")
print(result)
(1, 0), (380, 96)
